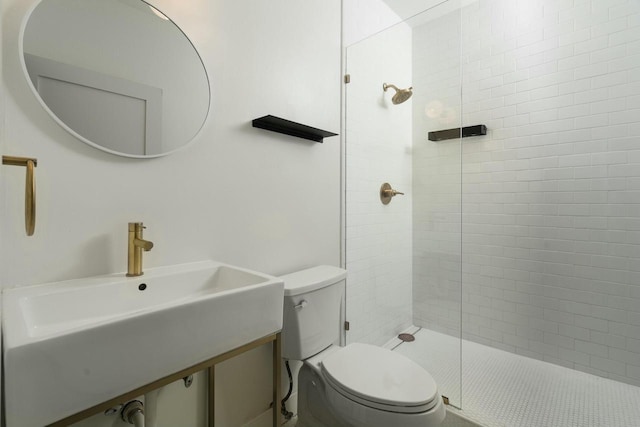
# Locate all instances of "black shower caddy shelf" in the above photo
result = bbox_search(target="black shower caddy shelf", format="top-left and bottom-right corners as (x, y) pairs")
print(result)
(428, 124), (487, 141)
(252, 115), (338, 143)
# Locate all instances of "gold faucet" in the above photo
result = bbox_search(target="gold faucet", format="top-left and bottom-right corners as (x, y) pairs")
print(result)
(127, 222), (154, 277)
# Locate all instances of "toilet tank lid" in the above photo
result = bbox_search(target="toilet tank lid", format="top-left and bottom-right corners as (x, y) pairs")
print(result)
(281, 265), (347, 296)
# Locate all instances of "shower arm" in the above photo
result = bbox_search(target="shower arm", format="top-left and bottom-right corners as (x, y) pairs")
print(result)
(383, 83), (399, 92)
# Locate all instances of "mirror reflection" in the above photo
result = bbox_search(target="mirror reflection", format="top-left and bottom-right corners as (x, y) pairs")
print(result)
(22, 0), (210, 158)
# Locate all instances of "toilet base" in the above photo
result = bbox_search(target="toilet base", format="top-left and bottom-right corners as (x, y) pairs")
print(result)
(297, 363), (348, 427)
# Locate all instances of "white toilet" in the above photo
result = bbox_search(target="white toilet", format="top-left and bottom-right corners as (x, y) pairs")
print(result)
(281, 265), (446, 427)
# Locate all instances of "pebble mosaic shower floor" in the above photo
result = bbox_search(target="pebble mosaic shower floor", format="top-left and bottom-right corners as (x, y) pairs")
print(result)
(391, 328), (640, 427)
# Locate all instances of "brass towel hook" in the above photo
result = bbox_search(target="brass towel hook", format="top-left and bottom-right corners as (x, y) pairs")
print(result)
(2, 155), (37, 236)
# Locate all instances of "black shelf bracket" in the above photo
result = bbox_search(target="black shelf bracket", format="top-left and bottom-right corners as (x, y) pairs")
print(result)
(252, 115), (338, 143)
(428, 124), (487, 141)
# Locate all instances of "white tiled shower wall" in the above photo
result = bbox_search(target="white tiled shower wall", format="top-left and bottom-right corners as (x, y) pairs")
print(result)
(413, 0), (640, 386)
(345, 21), (414, 346)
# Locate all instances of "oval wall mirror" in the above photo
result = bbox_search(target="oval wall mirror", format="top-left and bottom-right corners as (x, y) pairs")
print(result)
(21, 0), (210, 158)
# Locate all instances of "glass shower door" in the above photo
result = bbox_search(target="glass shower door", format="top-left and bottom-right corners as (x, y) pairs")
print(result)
(344, 0), (464, 408)
(409, 1), (464, 408)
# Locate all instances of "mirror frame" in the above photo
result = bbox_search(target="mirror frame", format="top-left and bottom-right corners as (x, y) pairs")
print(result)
(18, 0), (211, 159)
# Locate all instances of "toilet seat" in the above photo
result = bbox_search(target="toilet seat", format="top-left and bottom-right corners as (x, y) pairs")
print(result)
(320, 343), (440, 414)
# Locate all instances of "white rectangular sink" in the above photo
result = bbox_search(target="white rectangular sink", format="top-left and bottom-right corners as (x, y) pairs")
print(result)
(3, 261), (284, 427)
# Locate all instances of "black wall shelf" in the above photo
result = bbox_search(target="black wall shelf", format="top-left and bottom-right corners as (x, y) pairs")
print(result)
(252, 115), (338, 143)
(428, 125), (487, 141)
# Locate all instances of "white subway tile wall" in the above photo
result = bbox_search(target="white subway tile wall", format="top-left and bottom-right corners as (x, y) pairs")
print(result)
(413, 0), (640, 387)
(345, 22), (414, 346)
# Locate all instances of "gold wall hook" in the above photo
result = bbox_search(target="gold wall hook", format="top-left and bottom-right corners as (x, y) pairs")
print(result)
(3, 155), (38, 236)
(380, 182), (404, 205)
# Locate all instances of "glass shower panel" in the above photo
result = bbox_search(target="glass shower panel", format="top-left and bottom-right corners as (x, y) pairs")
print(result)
(411, 2), (463, 408)
(456, 0), (640, 423)
(345, 19), (415, 348)
(344, 0), (463, 408)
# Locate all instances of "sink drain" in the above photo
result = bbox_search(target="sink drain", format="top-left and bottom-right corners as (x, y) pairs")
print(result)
(398, 333), (415, 342)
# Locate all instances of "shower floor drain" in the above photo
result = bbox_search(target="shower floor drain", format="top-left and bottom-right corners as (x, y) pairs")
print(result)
(398, 333), (415, 342)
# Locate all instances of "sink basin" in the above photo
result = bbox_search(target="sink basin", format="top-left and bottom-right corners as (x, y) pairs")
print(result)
(3, 261), (284, 427)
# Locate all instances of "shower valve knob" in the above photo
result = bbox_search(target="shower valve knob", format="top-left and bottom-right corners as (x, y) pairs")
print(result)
(380, 183), (404, 205)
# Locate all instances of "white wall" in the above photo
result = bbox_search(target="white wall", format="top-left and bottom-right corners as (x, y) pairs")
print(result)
(1, 0), (341, 424)
(414, 0), (640, 387)
(344, 7), (414, 345)
(343, 0), (404, 47)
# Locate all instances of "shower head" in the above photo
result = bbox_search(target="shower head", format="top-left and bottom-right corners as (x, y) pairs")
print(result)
(383, 83), (413, 104)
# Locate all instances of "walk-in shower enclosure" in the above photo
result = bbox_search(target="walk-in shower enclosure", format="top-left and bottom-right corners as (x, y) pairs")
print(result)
(345, 0), (640, 424)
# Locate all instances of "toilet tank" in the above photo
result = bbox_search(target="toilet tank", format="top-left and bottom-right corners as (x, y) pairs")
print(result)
(281, 265), (347, 360)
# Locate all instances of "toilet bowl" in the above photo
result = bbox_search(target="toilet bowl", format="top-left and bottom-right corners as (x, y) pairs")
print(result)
(281, 266), (446, 427)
